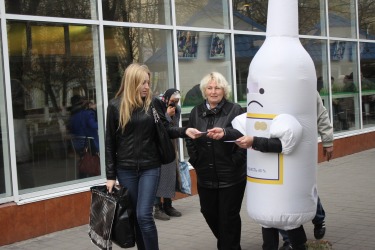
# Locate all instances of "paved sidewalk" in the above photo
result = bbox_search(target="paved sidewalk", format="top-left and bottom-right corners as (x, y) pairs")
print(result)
(1, 148), (375, 250)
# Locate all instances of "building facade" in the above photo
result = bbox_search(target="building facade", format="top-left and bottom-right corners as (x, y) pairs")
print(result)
(1, 0), (375, 245)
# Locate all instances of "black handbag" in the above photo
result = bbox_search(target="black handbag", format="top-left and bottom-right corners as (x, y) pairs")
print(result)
(111, 186), (135, 248)
(151, 102), (176, 164)
(88, 185), (135, 249)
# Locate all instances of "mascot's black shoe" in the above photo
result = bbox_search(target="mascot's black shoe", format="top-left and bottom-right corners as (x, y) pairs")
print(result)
(314, 221), (326, 239)
(279, 241), (292, 250)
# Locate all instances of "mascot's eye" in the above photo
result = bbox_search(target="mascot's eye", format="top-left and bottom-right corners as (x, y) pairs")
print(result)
(259, 88), (265, 94)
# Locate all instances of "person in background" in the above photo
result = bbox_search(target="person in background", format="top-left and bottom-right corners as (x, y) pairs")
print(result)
(68, 95), (99, 177)
(185, 72), (246, 250)
(69, 95), (99, 151)
(0, 123), (3, 193)
(11, 79), (33, 189)
(12, 79), (31, 164)
(183, 84), (204, 107)
(105, 63), (198, 250)
(278, 92), (334, 250)
(154, 88), (183, 220)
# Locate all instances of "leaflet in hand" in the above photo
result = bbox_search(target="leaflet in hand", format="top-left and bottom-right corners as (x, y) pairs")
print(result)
(196, 131), (208, 135)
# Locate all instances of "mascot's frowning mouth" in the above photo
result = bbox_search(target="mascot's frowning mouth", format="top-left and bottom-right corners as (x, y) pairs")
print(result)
(248, 100), (263, 108)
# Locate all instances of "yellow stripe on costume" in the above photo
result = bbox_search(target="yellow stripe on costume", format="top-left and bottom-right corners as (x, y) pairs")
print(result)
(247, 113), (277, 119)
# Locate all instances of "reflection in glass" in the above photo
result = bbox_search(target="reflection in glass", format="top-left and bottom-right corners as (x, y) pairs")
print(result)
(0, 120), (6, 196)
(209, 33), (226, 59)
(102, 0), (171, 25)
(7, 21), (102, 192)
(104, 27), (174, 100)
(177, 31), (199, 59)
(232, 0), (325, 35)
(0, 31), (12, 198)
(328, 0), (357, 38)
(298, 0), (326, 36)
(360, 42), (375, 127)
(0, 138), (4, 196)
(234, 35), (265, 103)
(5, 0), (96, 19)
(301, 38), (330, 115)
(232, 0), (268, 32)
(330, 40), (359, 132)
(358, 0), (375, 40)
(175, 0), (229, 29)
(179, 32), (232, 110)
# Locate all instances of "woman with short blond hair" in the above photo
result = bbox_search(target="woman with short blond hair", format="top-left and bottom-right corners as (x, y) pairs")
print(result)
(186, 72), (246, 250)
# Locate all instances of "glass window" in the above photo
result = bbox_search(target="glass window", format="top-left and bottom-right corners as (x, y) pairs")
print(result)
(232, 0), (326, 35)
(232, 0), (268, 32)
(7, 21), (103, 193)
(102, 0), (171, 25)
(301, 38), (331, 115)
(178, 31), (232, 159)
(234, 34), (265, 104)
(5, 0), (97, 19)
(104, 27), (175, 100)
(358, 0), (375, 40)
(0, 115), (8, 199)
(330, 40), (360, 132)
(299, 0), (326, 36)
(328, 0), (357, 38)
(179, 31), (232, 111)
(360, 42), (375, 127)
(0, 30), (12, 199)
(175, 0), (230, 29)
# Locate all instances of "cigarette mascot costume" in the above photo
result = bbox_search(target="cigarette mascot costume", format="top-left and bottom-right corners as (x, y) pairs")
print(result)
(243, 0), (318, 232)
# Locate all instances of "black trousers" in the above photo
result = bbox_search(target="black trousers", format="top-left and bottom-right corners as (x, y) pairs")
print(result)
(197, 180), (246, 250)
(262, 226), (307, 250)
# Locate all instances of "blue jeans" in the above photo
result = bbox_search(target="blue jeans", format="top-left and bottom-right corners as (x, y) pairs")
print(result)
(117, 167), (160, 250)
(280, 197), (325, 243)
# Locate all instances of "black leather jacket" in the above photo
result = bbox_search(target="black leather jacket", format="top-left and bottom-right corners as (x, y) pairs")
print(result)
(185, 99), (246, 188)
(105, 97), (186, 180)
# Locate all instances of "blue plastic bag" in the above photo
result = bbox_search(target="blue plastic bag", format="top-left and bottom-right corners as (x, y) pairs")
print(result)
(176, 161), (191, 195)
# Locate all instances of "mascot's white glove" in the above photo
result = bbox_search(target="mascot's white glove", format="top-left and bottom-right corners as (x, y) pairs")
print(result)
(231, 113), (247, 135)
(270, 114), (302, 155)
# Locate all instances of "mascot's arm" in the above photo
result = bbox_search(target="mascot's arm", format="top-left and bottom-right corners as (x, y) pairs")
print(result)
(231, 113), (246, 135)
(252, 137), (282, 153)
(269, 114), (303, 155)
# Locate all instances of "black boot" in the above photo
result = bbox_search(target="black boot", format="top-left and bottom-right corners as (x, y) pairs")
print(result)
(262, 227), (279, 250)
(154, 204), (170, 220)
(287, 226), (307, 250)
(290, 243), (307, 250)
(163, 198), (182, 217)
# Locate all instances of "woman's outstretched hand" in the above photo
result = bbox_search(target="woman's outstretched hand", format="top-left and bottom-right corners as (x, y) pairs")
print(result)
(235, 135), (254, 149)
(207, 127), (225, 140)
(186, 128), (207, 139)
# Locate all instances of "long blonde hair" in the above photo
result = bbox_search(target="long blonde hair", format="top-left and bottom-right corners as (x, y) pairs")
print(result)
(115, 63), (152, 130)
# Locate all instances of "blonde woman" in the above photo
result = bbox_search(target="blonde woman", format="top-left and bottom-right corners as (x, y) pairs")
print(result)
(105, 63), (198, 250)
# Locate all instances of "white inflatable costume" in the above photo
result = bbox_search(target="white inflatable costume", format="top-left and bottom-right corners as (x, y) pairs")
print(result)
(239, 0), (318, 230)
